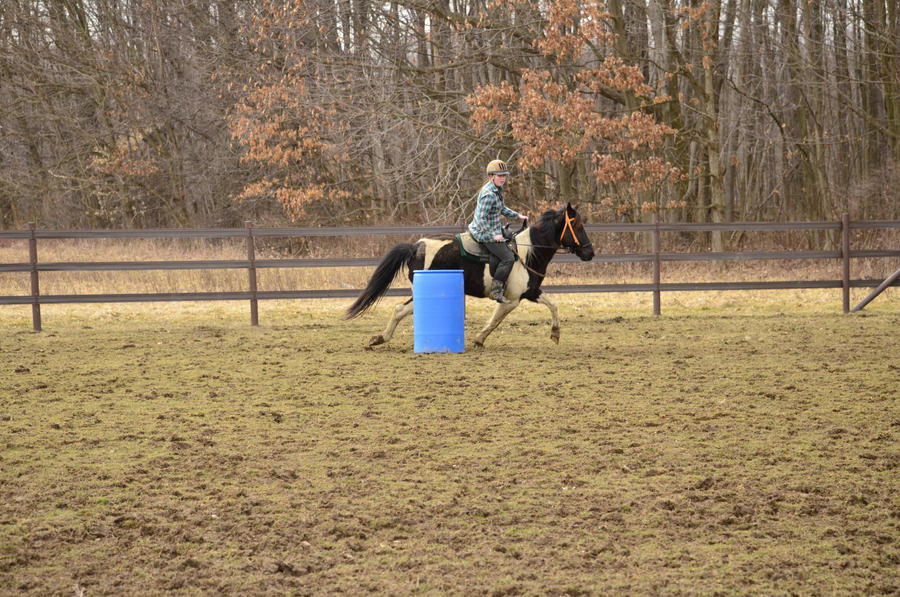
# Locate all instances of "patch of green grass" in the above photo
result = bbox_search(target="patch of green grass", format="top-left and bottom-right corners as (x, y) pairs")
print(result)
(1, 297), (898, 595)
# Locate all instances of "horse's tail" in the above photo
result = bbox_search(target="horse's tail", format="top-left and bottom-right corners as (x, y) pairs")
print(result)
(344, 242), (418, 319)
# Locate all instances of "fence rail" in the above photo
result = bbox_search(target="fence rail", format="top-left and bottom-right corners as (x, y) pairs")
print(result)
(2, 216), (898, 331)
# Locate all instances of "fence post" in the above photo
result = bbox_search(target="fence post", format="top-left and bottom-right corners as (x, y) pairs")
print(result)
(28, 222), (42, 332)
(246, 221), (259, 326)
(652, 212), (661, 316)
(841, 212), (850, 313)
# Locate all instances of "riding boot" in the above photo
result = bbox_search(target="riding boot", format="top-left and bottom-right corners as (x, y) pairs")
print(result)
(489, 279), (510, 304)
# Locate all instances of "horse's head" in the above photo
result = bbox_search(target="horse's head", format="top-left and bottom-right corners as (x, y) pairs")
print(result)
(557, 203), (594, 261)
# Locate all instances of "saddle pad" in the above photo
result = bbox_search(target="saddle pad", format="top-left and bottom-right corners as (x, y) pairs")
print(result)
(456, 232), (490, 262)
(455, 232), (518, 264)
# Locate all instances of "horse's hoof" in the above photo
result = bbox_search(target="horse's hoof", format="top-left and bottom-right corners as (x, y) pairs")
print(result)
(473, 340), (484, 349)
(368, 335), (385, 346)
(551, 328), (560, 344)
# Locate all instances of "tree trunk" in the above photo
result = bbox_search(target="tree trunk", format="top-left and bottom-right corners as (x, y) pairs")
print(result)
(704, 0), (725, 251)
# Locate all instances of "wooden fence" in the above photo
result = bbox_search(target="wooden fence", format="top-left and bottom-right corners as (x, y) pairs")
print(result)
(1, 215), (898, 331)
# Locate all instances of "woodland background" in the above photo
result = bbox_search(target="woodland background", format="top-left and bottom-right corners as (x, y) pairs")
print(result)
(1, 0), (898, 241)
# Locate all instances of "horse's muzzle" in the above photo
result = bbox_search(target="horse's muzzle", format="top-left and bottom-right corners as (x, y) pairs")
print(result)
(576, 244), (595, 261)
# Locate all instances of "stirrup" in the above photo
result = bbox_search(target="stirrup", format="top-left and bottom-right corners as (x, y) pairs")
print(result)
(490, 280), (510, 304)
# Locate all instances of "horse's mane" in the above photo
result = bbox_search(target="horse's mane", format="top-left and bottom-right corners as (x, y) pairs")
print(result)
(530, 207), (564, 243)
(520, 206), (565, 264)
(536, 207), (563, 229)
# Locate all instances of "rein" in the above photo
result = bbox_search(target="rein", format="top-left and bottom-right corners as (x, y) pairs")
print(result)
(507, 209), (592, 279)
(522, 210), (593, 252)
(522, 262), (547, 278)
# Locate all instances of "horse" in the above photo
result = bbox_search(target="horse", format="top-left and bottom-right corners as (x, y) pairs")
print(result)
(345, 203), (595, 347)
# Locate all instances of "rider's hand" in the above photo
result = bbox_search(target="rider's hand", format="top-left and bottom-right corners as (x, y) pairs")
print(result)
(493, 234), (505, 242)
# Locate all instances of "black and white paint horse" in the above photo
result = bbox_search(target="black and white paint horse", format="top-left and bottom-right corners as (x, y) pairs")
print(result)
(345, 203), (595, 347)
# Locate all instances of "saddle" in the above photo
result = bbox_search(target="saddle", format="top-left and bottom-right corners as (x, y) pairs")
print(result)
(456, 231), (490, 263)
(456, 226), (519, 265)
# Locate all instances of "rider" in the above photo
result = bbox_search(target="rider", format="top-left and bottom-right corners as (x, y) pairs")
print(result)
(468, 159), (528, 303)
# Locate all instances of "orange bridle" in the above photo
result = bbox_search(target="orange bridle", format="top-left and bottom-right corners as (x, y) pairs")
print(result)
(560, 211), (582, 246)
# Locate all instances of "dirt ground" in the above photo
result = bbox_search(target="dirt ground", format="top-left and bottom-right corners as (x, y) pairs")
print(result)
(1, 297), (898, 595)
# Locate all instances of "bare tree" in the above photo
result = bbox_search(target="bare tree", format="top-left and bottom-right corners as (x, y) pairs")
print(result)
(1, 0), (897, 230)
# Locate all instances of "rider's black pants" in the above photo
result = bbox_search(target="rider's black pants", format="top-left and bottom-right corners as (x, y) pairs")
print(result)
(483, 241), (516, 284)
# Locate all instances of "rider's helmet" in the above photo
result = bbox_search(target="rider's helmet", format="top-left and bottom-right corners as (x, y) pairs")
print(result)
(486, 159), (509, 176)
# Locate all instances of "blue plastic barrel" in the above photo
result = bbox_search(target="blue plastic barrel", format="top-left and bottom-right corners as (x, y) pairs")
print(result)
(413, 270), (465, 353)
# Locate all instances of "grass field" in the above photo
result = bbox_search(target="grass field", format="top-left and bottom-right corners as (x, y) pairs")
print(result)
(1, 292), (899, 595)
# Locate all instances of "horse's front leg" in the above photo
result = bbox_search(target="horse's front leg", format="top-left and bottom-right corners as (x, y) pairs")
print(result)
(473, 300), (520, 348)
(536, 293), (560, 344)
(369, 300), (413, 346)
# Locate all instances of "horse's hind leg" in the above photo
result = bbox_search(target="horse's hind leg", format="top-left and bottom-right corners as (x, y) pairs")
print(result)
(369, 300), (414, 346)
(473, 300), (520, 348)
(536, 293), (561, 344)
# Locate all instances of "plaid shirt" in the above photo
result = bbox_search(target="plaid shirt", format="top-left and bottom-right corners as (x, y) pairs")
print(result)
(467, 181), (520, 243)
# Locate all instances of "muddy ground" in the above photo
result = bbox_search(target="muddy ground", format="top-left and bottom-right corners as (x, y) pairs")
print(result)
(1, 299), (898, 595)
